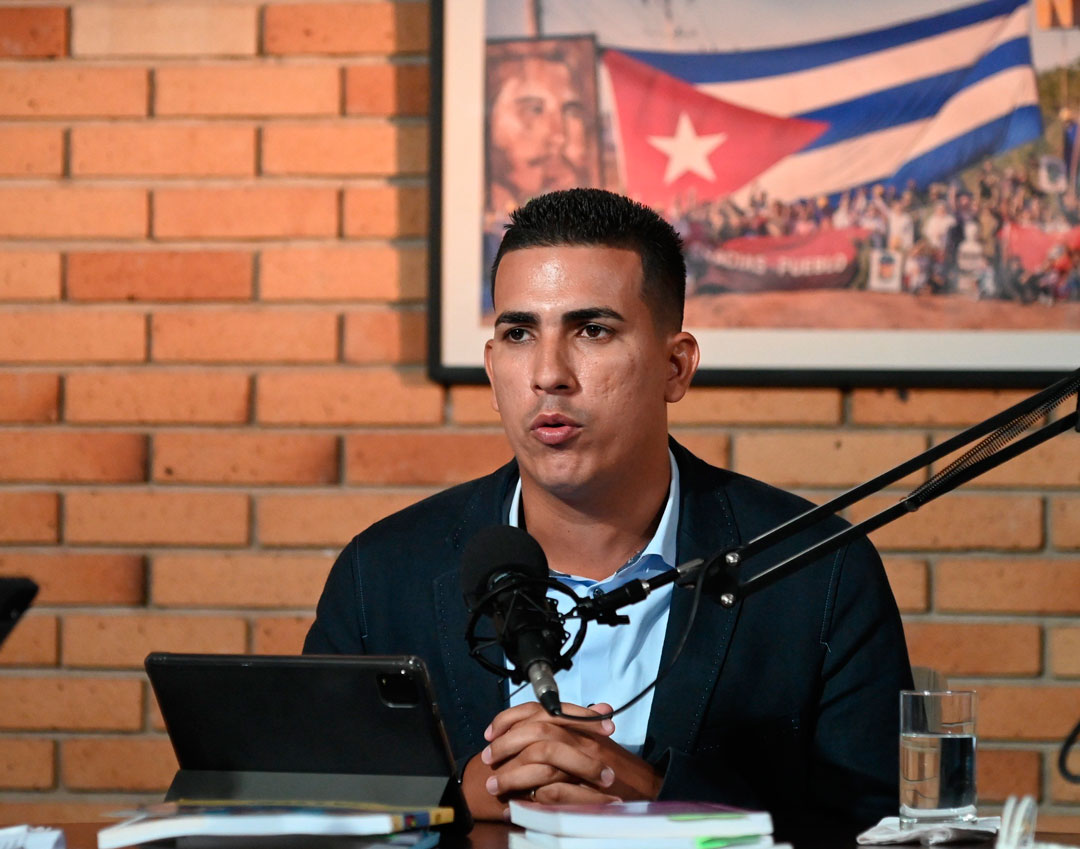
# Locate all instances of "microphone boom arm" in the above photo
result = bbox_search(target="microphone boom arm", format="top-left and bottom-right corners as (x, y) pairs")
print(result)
(577, 366), (1080, 618)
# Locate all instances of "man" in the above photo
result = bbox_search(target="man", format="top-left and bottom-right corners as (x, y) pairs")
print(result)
(305, 189), (911, 837)
(485, 40), (600, 215)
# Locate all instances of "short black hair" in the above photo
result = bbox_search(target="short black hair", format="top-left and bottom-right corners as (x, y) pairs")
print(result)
(490, 188), (686, 331)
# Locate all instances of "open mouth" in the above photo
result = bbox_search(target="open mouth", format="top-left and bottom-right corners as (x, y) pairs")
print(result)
(531, 414), (582, 446)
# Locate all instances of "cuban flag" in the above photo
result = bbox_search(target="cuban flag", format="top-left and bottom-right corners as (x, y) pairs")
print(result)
(602, 0), (1041, 207)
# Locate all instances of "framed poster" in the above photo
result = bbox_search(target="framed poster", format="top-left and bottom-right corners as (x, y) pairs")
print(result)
(428, 0), (1080, 387)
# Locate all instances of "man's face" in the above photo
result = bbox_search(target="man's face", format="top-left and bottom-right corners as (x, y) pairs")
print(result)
(484, 245), (698, 504)
(489, 57), (588, 200)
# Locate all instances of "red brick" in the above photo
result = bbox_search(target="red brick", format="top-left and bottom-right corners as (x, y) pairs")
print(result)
(263, 123), (426, 176)
(345, 63), (429, 116)
(343, 185), (427, 238)
(667, 432), (730, 469)
(851, 495), (1043, 551)
(1051, 749), (1080, 803)
(63, 614), (246, 668)
(0, 677), (141, 730)
(0, 310), (145, 363)
(937, 558), (1080, 613)
(0, 431), (146, 483)
(259, 246), (426, 301)
(0, 739), (54, 790)
(72, 123), (255, 177)
(1053, 497), (1080, 549)
(65, 491), (249, 546)
(257, 492), (430, 547)
(0, 373), (58, 422)
(154, 431), (338, 485)
(673, 388), (842, 425)
(0, 66), (146, 117)
(979, 685), (1080, 740)
(155, 65), (338, 116)
(72, 4), (256, 58)
(934, 435), (1080, 488)
(0, 7), (67, 57)
(904, 622), (1040, 676)
(0, 187), (145, 238)
(152, 554), (332, 607)
(61, 737), (175, 791)
(0, 252), (60, 300)
(343, 309), (426, 364)
(451, 386), (500, 425)
(346, 431), (510, 485)
(253, 616), (314, 654)
(1038, 815), (1080, 833)
(850, 388), (1031, 425)
(257, 368), (442, 425)
(0, 126), (62, 176)
(0, 553), (144, 605)
(68, 250), (252, 302)
(0, 492), (57, 543)
(734, 431), (927, 487)
(66, 370), (250, 424)
(0, 615), (57, 666)
(1049, 627), (1080, 676)
(978, 748), (1041, 802)
(883, 558), (928, 612)
(264, 3), (428, 54)
(154, 187), (337, 240)
(152, 309), (337, 363)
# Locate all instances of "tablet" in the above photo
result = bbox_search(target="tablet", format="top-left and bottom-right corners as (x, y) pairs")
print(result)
(145, 653), (470, 830)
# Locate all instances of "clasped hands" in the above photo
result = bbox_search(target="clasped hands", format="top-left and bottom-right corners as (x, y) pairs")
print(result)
(462, 701), (663, 821)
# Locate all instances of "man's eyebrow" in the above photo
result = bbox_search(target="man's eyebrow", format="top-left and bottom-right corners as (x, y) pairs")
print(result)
(564, 307), (625, 323)
(494, 310), (538, 326)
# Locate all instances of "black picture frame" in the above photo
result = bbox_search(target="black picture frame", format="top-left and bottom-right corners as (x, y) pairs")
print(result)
(426, 0), (1078, 389)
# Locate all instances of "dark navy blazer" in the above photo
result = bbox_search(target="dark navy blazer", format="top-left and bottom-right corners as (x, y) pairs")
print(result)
(304, 440), (912, 837)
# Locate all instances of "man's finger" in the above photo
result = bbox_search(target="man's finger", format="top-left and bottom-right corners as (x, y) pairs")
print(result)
(487, 735), (615, 792)
(486, 700), (612, 740)
(533, 782), (622, 806)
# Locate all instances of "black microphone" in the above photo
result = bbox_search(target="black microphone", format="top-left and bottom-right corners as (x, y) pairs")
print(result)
(462, 525), (566, 715)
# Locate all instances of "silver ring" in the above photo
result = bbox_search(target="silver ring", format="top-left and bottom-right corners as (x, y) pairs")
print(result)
(529, 788), (537, 802)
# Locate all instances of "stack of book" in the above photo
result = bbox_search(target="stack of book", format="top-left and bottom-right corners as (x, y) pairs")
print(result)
(97, 800), (454, 849)
(508, 800), (783, 849)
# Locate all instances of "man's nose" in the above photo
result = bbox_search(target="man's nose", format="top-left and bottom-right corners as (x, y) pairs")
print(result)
(542, 109), (567, 150)
(532, 337), (575, 393)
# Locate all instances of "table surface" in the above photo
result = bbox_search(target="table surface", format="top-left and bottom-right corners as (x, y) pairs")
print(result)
(51, 821), (1080, 849)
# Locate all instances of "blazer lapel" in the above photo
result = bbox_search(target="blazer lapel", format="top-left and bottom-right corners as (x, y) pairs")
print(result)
(644, 443), (745, 760)
(431, 461), (518, 759)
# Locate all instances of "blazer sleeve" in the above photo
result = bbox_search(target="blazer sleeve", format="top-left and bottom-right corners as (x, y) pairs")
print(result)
(810, 533), (912, 826)
(303, 537), (368, 655)
(654, 535), (911, 836)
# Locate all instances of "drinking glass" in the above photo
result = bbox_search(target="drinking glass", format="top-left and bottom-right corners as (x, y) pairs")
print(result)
(899, 690), (977, 828)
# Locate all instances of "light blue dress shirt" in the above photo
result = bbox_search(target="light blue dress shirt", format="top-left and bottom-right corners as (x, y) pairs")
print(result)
(506, 450), (679, 756)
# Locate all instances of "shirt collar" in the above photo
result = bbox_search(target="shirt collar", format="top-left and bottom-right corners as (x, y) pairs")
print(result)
(506, 449), (680, 586)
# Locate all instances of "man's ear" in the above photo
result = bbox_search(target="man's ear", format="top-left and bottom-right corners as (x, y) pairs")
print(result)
(483, 339), (500, 413)
(665, 332), (700, 403)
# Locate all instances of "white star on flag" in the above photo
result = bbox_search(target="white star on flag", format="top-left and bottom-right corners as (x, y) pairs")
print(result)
(647, 112), (727, 184)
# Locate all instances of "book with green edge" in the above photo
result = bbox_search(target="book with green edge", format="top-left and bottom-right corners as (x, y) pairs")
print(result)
(509, 801), (773, 839)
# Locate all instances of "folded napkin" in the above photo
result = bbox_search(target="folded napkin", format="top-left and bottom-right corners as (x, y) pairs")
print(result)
(0, 825), (65, 849)
(857, 816), (1000, 845)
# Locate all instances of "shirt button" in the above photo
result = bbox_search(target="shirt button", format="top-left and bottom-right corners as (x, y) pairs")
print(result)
(591, 587), (605, 598)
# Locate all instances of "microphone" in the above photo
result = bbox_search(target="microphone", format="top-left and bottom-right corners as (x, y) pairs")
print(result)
(462, 525), (567, 715)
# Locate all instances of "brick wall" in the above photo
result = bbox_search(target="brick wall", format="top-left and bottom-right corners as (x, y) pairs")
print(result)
(0, 0), (1077, 831)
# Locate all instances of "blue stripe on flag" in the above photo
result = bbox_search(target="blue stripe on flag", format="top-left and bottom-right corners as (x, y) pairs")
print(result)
(616, 0), (1024, 83)
(885, 105), (1044, 189)
(797, 36), (1033, 150)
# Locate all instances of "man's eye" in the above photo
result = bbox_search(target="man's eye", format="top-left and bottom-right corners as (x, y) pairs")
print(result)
(505, 327), (529, 342)
(581, 324), (609, 339)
